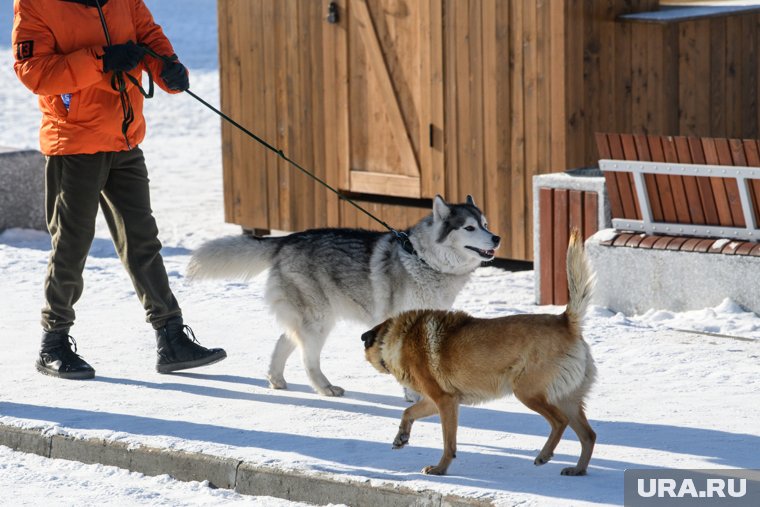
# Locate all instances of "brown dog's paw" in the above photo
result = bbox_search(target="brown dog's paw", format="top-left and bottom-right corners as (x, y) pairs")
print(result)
(422, 465), (447, 475)
(560, 466), (587, 476)
(533, 452), (553, 466)
(392, 432), (410, 449)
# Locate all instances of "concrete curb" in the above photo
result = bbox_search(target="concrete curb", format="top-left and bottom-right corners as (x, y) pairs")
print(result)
(0, 423), (491, 506)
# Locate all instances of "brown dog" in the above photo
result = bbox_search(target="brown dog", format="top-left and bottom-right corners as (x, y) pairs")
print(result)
(361, 229), (596, 476)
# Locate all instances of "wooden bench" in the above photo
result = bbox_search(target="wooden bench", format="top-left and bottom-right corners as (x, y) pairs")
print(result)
(586, 133), (760, 315)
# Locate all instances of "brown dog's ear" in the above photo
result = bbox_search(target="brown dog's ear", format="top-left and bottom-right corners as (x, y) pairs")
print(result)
(361, 329), (377, 349)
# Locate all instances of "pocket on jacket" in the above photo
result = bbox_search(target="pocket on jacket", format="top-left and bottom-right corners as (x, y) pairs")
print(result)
(43, 95), (69, 120)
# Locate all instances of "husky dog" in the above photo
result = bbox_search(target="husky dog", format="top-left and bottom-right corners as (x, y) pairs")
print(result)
(188, 195), (500, 396)
(362, 229), (596, 476)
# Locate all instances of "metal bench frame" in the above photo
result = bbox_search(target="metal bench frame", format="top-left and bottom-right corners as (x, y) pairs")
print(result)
(600, 159), (760, 241)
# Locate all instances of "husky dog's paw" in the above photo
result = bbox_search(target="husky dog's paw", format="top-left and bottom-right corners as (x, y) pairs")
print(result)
(267, 375), (287, 390)
(422, 465), (447, 475)
(392, 431), (410, 449)
(560, 466), (587, 476)
(534, 452), (553, 466)
(318, 384), (345, 397)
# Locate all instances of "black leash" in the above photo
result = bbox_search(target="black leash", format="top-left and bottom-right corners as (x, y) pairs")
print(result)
(136, 45), (422, 260)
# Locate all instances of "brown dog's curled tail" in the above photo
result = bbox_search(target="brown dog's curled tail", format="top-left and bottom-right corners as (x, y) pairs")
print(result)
(565, 229), (595, 333)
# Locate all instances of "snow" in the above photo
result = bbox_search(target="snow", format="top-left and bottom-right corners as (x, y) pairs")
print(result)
(2, 2), (760, 506)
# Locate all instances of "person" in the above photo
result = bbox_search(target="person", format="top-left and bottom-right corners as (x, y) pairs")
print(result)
(12, 0), (226, 379)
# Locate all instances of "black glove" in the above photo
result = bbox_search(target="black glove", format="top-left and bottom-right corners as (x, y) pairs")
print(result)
(102, 41), (145, 73)
(160, 58), (189, 91)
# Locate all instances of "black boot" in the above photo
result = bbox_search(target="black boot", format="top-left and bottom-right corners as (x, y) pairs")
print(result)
(36, 331), (95, 380)
(155, 317), (227, 373)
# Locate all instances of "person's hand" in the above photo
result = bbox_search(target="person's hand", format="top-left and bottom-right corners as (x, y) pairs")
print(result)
(160, 59), (189, 92)
(102, 41), (145, 73)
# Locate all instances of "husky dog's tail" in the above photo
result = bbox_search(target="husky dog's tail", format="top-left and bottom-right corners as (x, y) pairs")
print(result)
(565, 228), (595, 334)
(187, 235), (278, 281)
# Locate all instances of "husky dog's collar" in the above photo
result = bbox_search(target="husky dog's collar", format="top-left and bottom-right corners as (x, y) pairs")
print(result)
(393, 230), (429, 267)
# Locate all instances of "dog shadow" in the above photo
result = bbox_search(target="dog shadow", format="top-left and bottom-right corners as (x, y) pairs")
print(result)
(0, 400), (633, 504)
(91, 373), (759, 472)
(0, 232), (190, 258)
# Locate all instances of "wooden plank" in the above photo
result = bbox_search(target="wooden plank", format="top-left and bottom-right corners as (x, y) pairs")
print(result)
(665, 236), (689, 251)
(639, 235), (664, 249)
(647, 135), (678, 223)
(625, 233), (647, 248)
(613, 233), (635, 247)
(349, 172), (421, 198)
(687, 136), (720, 225)
(694, 238), (716, 253)
(724, 15), (741, 138)
(569, 190), (584, 237)
(708, 239), (727, 254)
(263, 0), (282, 229)
(750, 243), (760, 256)
(532, 0), (551, 259)
(742, 139), (760, 227)
(674, 136), (706, 224)
(679, 20), (711, 135)
(680, 237), (702, 252)
(714, 138), (746, 226)
(652, 236), (675, 250)
(722, 240), (743, 255)
(510, 0), (527, 260)
(322, 0), (345, 226)
(444, 0), (459, 201)
(633, 133), (663, 222)
(298, 0), (317, 229)
(607, 133), (639, 219)
(701, 137), (734, 226)
(661, 136), (691, 223)
(583, 191), (599, 239)
(735, 241), (756, 255)
(353, 0), (420, 179)
(552, 189), (569, 305)
(468, 0), (486, 208)
(549, 0), (566, 174)
(619, 134), (642, 219)
(660, 24), (680, 136)
(490, 0), (512, 247)
(539, 188), (554, 305)
(709, 17), (726, 135)
(740, 15), (760, 136)
(740, 13), (758, 139)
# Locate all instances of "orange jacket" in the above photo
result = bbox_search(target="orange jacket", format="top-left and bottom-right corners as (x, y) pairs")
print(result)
(12, 0), (182, 155)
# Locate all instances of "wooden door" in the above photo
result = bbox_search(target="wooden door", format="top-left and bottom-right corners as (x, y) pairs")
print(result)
(339, 0), (444, 199)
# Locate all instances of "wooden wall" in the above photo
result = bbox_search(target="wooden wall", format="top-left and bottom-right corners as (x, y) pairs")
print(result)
(217, 0), (760, 261)
(564, 4), (760, 170)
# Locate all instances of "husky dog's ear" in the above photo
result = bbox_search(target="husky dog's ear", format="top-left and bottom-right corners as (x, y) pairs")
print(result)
(466, 194), (476, 207)
(433, 194), (451, 221)
(361, 329), (377, 349)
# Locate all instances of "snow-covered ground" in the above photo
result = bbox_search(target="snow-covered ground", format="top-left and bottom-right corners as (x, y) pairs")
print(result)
(2, 2), (760, 506)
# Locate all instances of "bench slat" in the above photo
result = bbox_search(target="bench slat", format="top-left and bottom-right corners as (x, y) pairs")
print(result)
(634, 133), (664, 221)
(701, 137), (736, 226)
(715, 138), (746, 227)
(687, 136), (721, 225)
(674, 136), (706, 224)
(662, 136), (693, 223)
(608, 134), (641, 219)
(647, 135), (679, 223)
(552, 189), (570, 304)
(596, 133), (626, 220)
(740, 139), (760, 227)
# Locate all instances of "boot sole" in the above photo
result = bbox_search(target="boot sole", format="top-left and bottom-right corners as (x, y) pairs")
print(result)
(156, 350), (227, 374)
(35, 362), (95, 380)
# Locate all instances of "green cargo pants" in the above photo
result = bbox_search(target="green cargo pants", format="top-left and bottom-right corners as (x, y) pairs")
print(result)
(42, 147), (181, 332)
